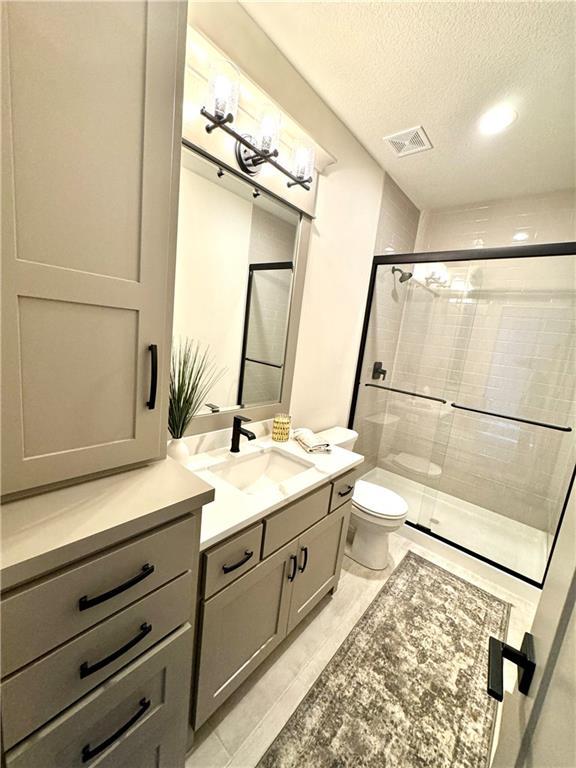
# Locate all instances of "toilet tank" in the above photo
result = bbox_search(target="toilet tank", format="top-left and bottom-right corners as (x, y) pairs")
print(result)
(315, 426), (358, 451)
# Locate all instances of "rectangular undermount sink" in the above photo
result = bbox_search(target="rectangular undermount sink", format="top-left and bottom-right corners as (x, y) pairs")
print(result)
(210, 448), (314, 495)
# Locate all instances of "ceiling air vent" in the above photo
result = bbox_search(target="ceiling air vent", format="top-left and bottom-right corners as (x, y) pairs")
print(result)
(383, 126), (432, 157)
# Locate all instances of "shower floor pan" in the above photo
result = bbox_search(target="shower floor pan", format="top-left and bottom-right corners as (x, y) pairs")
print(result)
(361, 466), (549, 583)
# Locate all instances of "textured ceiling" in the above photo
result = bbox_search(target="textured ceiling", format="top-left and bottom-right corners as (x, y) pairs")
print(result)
(240, 1), (575, 209)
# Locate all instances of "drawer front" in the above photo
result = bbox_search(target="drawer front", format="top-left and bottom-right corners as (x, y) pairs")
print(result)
(5, 625), (194, 768)
(2, 572), (193, 749)
(203, 524), (263, 599)
(1, 515), (199, 676)
(329, 469), (357, 512)
(262, 485), (330, 558)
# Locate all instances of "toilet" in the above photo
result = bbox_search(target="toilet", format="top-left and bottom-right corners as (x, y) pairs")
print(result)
(315, 427), (409, 570)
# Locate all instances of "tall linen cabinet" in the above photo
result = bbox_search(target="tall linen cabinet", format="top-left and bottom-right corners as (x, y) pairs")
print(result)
(1, 1), (186, 496)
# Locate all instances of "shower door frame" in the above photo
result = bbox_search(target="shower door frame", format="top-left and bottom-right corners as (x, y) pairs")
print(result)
(348, 241), (576, 588)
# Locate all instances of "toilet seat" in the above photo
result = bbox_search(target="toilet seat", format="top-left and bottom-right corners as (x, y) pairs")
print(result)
(352, 480), (408, 519)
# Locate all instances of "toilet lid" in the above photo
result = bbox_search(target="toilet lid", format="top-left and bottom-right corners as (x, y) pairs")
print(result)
(353, 480), (408, 519)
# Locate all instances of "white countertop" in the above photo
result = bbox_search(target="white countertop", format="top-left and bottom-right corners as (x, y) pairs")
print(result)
(183, 437), (364, 552)
(1, 459), (214, 591)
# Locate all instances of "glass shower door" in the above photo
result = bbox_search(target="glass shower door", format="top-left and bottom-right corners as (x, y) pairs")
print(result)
(351, 249), (576, 584)
(352, 261), (450, 530)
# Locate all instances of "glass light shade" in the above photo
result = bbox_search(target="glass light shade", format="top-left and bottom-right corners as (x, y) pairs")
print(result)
(208, 60), (239, 121)
(291, 143), (315, 181)
(258, 110), (281, 154)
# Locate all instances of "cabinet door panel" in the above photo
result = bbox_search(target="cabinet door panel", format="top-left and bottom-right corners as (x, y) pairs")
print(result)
(1, 1), (186, 495)
(288, 501), (350, 634)
(194, 542), (295, 728)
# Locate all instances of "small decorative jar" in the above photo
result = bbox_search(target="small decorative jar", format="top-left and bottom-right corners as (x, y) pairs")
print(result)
(272, 413), (291, 442)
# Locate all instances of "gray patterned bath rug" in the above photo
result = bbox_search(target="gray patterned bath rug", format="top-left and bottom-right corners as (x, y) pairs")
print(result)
(258, 551), (510, 768)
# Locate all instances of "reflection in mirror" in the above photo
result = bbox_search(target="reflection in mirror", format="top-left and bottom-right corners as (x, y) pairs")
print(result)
(173, 148), (299, 418)
(238, 262), (293, 406)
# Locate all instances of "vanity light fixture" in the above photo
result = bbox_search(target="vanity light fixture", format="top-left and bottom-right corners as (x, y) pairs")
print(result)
(290, 143), (315, 188)
(201, 71), (313, 191)
(205, 60), (239, 132)
(235, 110), (281, 177)
(258, 110), (281, 155)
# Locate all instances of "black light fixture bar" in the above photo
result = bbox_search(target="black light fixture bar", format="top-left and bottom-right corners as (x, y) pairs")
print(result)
(200, 107), (313, 191)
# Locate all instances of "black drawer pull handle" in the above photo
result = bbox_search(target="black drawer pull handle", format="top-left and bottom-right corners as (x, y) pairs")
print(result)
(80, 622), (152, 679)
(78, 563), (155, 611)
(298, 546), (308, 573)
(487, 632), (536, 702)
(147, 344), (158, 409)
(81, 697), (150, 763)
(222, 550), (253, 574)
(288, 554), (297, 582)
(338, 484), (354, 497)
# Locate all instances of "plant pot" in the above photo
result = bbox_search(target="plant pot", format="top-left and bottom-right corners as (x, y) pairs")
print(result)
(167, 438), (189, 464)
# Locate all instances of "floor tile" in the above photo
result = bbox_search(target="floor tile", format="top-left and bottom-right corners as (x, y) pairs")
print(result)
(185, 531), (538, 768)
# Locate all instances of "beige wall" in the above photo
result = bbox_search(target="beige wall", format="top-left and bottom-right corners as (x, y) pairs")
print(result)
(415, 188), (576, 252)
(188, 2), (385, 432)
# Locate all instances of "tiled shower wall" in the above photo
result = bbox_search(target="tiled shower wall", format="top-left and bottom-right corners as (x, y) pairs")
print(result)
(383, 259), (575, 534)
(415, 188), (576, 251)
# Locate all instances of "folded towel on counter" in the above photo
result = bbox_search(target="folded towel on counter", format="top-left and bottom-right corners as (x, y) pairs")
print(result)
(293, 428), (332, 454)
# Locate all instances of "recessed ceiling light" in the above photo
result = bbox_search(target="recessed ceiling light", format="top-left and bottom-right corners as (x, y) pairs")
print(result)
(385, 246), (395, 253)
(513, 231), (529, 242)
(478, 104), (518, 135)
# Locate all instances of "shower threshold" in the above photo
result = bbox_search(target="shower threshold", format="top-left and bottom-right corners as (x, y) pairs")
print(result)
(361, 466), (549, 584)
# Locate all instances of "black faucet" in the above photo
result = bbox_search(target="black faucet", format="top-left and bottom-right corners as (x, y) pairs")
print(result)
(230, 415), (256, 453)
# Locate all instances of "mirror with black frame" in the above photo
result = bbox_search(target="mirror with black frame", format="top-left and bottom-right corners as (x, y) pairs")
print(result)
(172, 146), (301, 430)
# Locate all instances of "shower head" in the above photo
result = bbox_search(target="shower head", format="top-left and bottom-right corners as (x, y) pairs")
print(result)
(392, 266), (413, 283)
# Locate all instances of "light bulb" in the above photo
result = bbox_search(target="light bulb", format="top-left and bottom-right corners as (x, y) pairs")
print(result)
(208, 60), (239, 121)
(291, 143), (315, 181)
(258, 110), (281, 154)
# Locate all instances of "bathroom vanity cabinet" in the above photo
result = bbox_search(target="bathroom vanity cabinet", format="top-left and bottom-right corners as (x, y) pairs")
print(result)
(0, 461), (213, 768)
(1, 1), (187, 497)
(193, 474), (355, 727)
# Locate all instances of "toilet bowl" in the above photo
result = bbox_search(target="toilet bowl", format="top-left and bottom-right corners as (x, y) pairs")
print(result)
(349, 480), (408, 569)
(315, 426), (409, 570)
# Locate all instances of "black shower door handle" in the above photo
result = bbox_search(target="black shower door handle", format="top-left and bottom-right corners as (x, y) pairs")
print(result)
(147, 344), (158, 409)
(487, 632), (536, 702)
